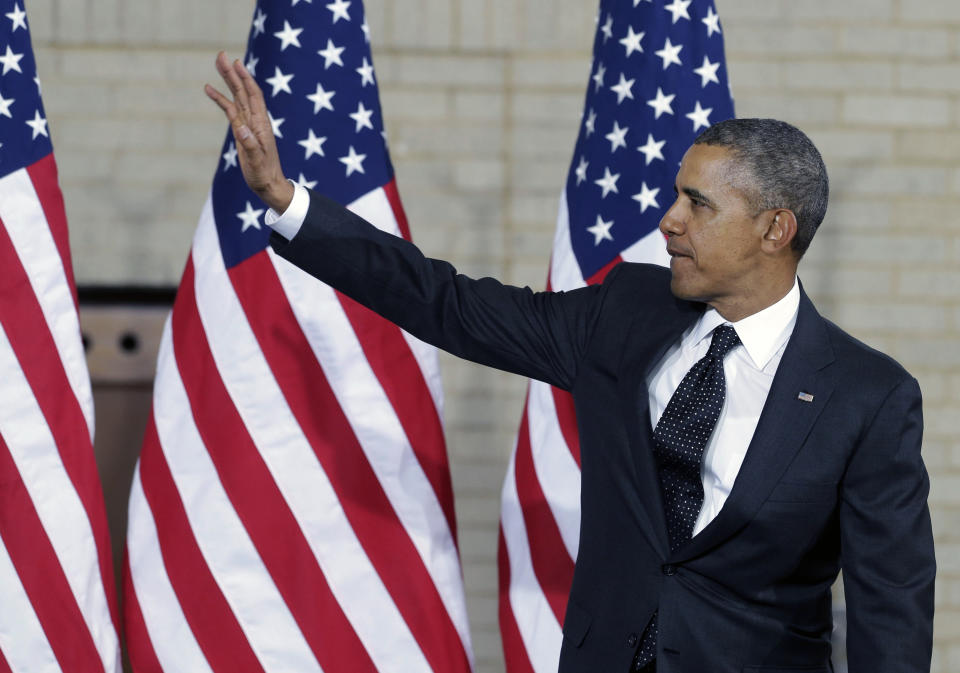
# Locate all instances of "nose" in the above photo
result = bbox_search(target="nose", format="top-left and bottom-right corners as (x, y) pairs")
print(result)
(658, 199), (684, 237)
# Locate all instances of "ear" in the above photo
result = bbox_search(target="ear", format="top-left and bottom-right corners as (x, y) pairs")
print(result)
(760, 209), (798, 255)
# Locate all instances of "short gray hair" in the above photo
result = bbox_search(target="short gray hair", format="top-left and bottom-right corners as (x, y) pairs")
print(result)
(694, 118), (829, 258)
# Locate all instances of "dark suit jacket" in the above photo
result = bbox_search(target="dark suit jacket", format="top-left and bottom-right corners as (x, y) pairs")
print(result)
(271, 191), (935, 673)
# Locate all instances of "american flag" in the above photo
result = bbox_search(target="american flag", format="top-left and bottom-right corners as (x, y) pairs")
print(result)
(123, 2), (473, 672)
(497, 1), (734, 671)
(0, 2), (122, 672)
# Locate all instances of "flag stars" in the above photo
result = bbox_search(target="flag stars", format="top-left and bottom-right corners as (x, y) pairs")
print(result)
(702, 7), (722, 37)
(222, 143), (238, 171)
(0, 93), (13, 118)
(296, 173), (318, 189)
(361, 19), (371, 42)
(610, 73), (635, 104)
(619, 26), (645, 57)
(587, 215), (614, 245)
(686, 101), (713, 131)
(584, 108), (596, 136)
(594, 167), (620, 198)
(574, 156), (589, 185)
(265, 67), (294, 96)
(339, 145), (366, 176)
(0, 46), (24, 75)
(274, 20), (303, 50)
(600, 15), (614, 42)
(694, 55), (721, 87)
(632, 182), (660, 213)
(298, 129), (327, 159)
(306, 82), (335, 112)
(268, 111), (285, 137)
(356, 58), (375, 86)
(318, 39), (345, 68)
(237, 201), (264, 232)
(245, 55), (259, 77)
(647, 87), (675, 118)
(605, 120), (628, 152)
(592, 63), (606, 92)
(5, 3), (27, 31)
(655, 38), (683, 70)
(252, 8), (267, 36)
(326, 0), (351, 23)
(664, 0), (692, 24)
(349, 101), (374, 132)
(26, 110), (47, 139)
(637, 134), (666, 165)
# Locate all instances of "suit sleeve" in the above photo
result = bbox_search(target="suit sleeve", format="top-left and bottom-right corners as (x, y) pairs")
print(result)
(269, 190), (612, 390)
(839, 375), (935, 673)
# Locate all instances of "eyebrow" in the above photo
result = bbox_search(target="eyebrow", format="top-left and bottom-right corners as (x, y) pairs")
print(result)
(680, 186), (717, 209)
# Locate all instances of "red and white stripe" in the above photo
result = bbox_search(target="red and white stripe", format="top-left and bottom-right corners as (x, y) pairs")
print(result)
(498, 190), (668, 673)
(125, 182), (473, 673)
(0, 156), (122, 673)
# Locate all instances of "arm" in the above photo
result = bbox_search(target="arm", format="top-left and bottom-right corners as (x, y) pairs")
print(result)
(205, 52), (611, 388)
(839, 376), (935, 673)
(269, 188), (612, 389)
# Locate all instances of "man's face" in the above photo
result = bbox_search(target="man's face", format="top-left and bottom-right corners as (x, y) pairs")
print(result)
(658, 144), (769, 308)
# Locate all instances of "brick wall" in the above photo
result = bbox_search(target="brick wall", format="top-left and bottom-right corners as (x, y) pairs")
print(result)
(29, 0), (959, 671)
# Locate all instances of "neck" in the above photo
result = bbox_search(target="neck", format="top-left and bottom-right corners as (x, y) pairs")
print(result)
(709, 273), (796, 323)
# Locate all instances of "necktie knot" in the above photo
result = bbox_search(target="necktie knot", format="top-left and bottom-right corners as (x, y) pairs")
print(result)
(707, 324), (740, 360)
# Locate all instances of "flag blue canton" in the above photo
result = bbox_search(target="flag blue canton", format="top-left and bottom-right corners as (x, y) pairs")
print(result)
(213, 0), (393, 269)
(0, 1), (52, 179)
(567, 0), (734, 279)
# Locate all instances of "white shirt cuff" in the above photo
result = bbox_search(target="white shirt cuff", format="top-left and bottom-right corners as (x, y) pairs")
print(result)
(264, 181), (309, 240)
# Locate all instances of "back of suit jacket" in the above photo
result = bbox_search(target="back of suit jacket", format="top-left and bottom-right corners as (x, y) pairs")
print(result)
(271, 191), (935, 673)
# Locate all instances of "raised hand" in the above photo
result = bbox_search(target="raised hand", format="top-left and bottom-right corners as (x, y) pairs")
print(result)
(204, 51), (294, 213)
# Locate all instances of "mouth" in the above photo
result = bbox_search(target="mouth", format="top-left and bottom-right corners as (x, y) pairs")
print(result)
(666, 244), (692, 260)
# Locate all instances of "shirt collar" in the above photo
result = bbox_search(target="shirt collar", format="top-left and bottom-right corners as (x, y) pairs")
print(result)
(690, 278), (800, 371)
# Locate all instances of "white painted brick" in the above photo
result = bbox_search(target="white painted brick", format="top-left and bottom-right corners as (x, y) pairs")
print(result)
(509, 124), (580, 159)
(24, 0), (54, 43)
(832, 164), (949, 197)
(490, 0), (520, 49)
(392, 54), (505, 88)
(379, 88), (450, 121)
(452, 91), (505, 122)
(89, 0), (121, 43)
(55, 118), (171, 151)
(783, 61), (894, 91)
(389, 0), (452, 49)
(512, 56), (592, 90)
(783, 0), (894, 20)
(840, 26), (951, 58)
(726, 59), (783, 91)
(799, 268), (895, 299)
(509, 195), (563, 225)
(55, 0), (90, 44)
(930, 476), (960, 507)
(58, 48), (168, 81)
(40, 81), (116, 117)
(899, 63), (960, 93)
(808, 130), (895, 162)
(843, 95), (951, 128)
(899, 271), (960, 298)
(724, 23), (836, 56)
(895, 337), (960, 369)
(510, 160), (567, 193)
(899, 0), (960, 23)
(896, 131), (960, 162)
(831, 302), (946, 333)
(454, 160), (505, 191)
(393, 122), (503, 157)
(735, 93), (840, 125)
(457, 0), (487, 50)
(510, 91), (583, 125)
(815, 231), (950, 264)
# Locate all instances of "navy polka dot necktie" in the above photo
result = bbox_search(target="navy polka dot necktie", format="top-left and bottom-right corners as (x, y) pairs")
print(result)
(632, 324), (741, 671)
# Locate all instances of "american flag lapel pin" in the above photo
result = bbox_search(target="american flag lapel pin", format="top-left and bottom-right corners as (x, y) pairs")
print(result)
(797, 392), (815, 403)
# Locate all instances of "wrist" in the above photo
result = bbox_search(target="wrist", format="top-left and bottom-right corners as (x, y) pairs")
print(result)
(260, 178), (295, 214)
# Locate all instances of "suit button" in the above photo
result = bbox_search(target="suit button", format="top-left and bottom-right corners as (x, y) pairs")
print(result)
(662, 563), (677, 576)
(627, 633), (638, 648)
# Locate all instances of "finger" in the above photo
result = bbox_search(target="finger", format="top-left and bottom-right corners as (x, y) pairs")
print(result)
(203, 83), (236, 118)
(218, 56), (252, 122)
(233, 59), (269, 133)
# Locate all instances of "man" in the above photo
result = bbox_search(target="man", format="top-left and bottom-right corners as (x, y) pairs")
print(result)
(205, 52), (935, 673)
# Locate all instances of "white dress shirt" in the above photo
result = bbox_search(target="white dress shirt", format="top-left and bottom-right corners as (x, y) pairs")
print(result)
(267, 184), (801, 536)
(646, 279), (800, 536)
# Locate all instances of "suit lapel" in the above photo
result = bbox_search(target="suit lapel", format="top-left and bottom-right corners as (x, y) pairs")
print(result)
(618, 297), (701, 556)
(673, 288), (836, 563)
